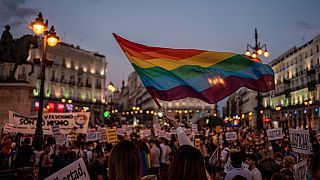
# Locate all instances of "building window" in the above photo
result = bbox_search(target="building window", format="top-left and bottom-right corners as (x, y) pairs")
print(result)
(311, 49), (313, 56)
(305, 52), (307, 58)
(317, 45), (319, 53)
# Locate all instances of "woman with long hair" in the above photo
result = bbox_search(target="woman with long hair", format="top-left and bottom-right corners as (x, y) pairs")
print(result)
(108, 140), (141, 180)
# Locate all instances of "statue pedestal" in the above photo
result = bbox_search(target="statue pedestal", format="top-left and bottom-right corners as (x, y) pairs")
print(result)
(0, 82), (35, 130)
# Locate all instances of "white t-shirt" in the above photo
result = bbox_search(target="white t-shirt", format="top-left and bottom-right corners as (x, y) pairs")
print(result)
(251, 167), (262, 180)
(225, 166), (253, 180)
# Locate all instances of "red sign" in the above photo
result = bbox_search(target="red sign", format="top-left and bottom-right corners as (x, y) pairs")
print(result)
(47, 102), (55, 112)
(35, 101), (39, 111)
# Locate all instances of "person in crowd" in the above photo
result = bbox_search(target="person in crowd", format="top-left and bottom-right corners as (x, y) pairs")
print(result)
(108, 140), (141, 180)
(224, 150), (252, 180)
(312, 150), (320, 179)
(148, 139), (161, 178)
(168, 145), (207, 180)
(139, 140), (150, 177)
(279, 156), (295, 177)
(15, 137), (34, 168)
(38, 145), (51, 180)
(160, 137), (171, 179)
(245, 153), (262, 180)
(89, 150), (107, 180)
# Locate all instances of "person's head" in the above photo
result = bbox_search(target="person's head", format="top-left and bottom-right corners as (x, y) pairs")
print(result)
(5, 25), (10, 31)
(24, 137), (31, 146)
(282, 156), (295, 169)
(312, 151), (320, 179)
(168, 145), (206, 180)
(108, 140), (141, 180)
(230, 149), (242, 168)
(139, 140), (150, 154)
(275, 153), (283, 165)
(245, 153), (257, 169)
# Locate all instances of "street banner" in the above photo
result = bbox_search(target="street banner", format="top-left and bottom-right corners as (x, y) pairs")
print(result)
(225, 132), (237, 141)
(267, 128), (283, 140)
(45, 158), (90, 180)
(209, 148), (219, 165)
(86, 132), (98, 142)
(3, 123), (14, 133)
(293, 159), (308, 180)
(107, 128), (118, 144)
(289, 128), (313, 154)
(9, 111), (90, 135)
(192, 124), (198, 134)
(52, 125), (60, 136)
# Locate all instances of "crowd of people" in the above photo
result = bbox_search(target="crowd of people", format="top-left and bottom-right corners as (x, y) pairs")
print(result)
(0, 114), (320, 180)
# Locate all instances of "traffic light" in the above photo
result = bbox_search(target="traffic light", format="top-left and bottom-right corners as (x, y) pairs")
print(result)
(104, 111), (110, 118)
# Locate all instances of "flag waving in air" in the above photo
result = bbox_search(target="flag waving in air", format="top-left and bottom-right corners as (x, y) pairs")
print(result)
(113, 33), (274, 104)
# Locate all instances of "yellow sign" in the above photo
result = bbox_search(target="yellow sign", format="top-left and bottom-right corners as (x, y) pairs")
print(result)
(71, 133), (77, 141)
(107, 128), (118, 144)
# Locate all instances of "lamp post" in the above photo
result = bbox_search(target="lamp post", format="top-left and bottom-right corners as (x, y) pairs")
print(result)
(244, 28), (270, 130)
(29, 12), (59, 150)
(304, 99), (313, 129)
(107, 81), (116, 125)
(275, 106), (281, 128)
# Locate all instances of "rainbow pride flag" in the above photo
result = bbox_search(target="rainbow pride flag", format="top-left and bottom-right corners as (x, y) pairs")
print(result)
(113, 34), (274, 104)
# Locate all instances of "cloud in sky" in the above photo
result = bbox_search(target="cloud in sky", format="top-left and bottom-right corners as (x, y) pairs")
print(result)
(0, 0), (36, 28)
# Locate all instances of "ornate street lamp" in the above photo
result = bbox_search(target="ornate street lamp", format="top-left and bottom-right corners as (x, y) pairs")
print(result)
(29, 12), (59, 150)
(244, 29), (270, 130)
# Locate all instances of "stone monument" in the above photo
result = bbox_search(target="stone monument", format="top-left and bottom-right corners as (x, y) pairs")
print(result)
(0, 25), (36, 130)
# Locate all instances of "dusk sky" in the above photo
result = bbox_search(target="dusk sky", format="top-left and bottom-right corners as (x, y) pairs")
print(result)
(1, 0), (320, 109)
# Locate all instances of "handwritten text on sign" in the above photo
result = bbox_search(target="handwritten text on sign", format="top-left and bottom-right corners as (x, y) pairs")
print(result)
(267, 128), (283, 140)
(293, 159), (307, 180)
(225, 132), (237, 141)
(45, 158), (90, 180)
(289, 128), (313, 154)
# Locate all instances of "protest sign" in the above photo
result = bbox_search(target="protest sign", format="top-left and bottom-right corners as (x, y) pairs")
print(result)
(97, 128), (107, 142)
(45, 158), (90, 180)
(209, 148), (219, 165)
(225, 132), (237, 141)
(86, 132), (98, 142)
(140, 129), (152, 138)
(55, 134), (66, 145)
(52, 125), (60, 136)
(107, 128), (118, 144)
(20, 136), (32, 146)
(9, 111), (90, 135)
(184, 128), (192, 135)
(3, 123), (14, 133)
(153, 124), (161, 137)
(267, 128), (283, 140)
(71, 133), (77, 141)
(126, 126), (133, 135)
(159, 130), (165, 138)
(293, 159), (308, 180)
(289, 128), (313, 154)
(117, 128), (125, 136)
(192, 124), (198, 134)
(170, 129), (177, 135)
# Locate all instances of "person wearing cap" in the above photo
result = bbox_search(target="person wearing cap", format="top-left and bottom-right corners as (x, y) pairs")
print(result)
(245, 153), (262, 180)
